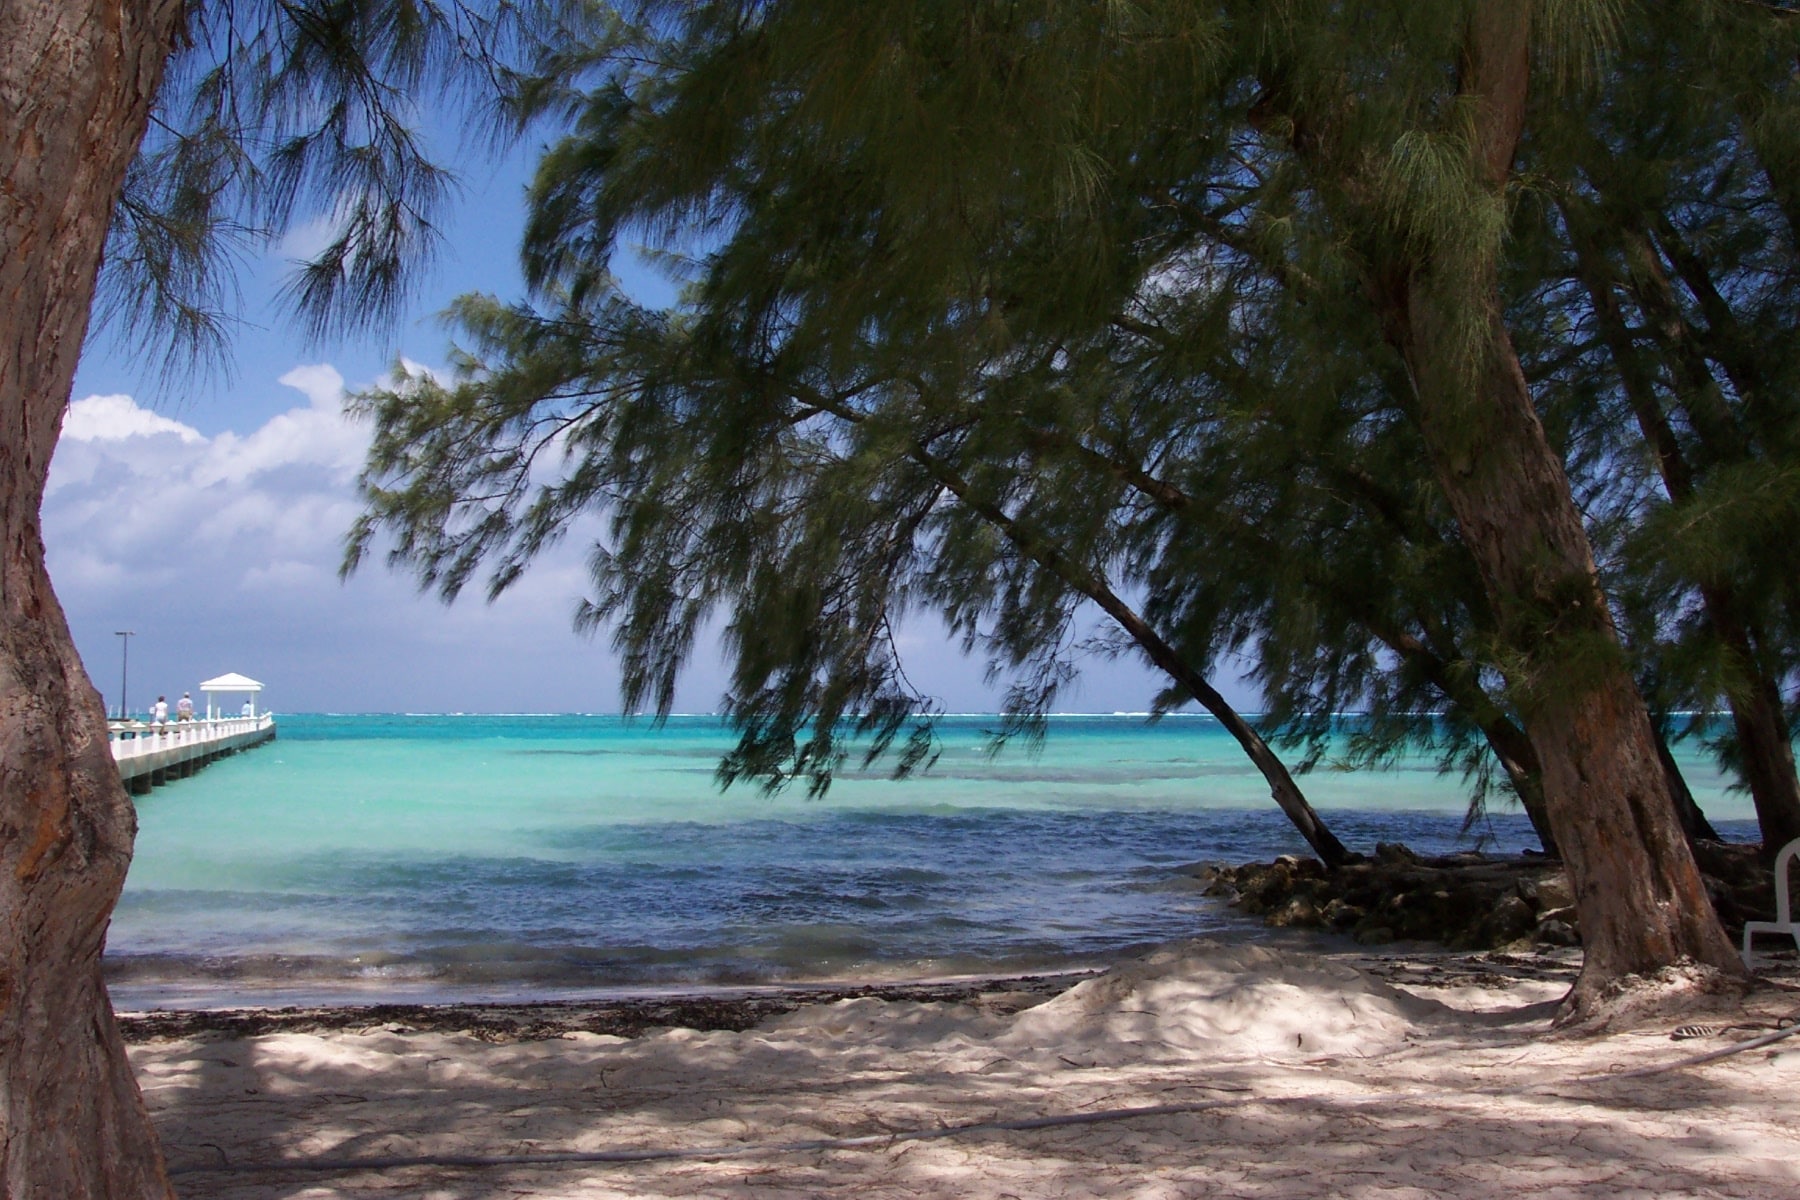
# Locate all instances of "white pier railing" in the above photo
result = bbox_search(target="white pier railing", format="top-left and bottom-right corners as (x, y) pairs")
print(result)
(108, 713), (277, 790)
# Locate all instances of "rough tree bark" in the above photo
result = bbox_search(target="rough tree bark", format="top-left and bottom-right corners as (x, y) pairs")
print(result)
(1, 1), (187, 1194)
(1386, 3), (1742, 1018)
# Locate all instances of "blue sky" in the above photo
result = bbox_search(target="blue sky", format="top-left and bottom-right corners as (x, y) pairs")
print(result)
(52, 137), (1233, 717)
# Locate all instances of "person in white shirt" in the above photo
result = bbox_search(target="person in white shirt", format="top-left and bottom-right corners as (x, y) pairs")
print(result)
(153, 696), (168, 725)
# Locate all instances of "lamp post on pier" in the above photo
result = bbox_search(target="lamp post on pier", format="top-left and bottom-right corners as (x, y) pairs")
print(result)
(114, 630), (134, 721)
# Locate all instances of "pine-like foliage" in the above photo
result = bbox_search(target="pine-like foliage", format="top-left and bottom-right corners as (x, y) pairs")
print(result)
(352, 0), (1800, 850)
(94, 0), (587, 374)
(1509, 0), (1800, 845)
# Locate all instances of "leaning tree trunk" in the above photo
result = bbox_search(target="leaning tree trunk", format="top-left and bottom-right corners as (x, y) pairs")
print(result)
(1386, 3), (1741, 1019)
(1, 1), (186, 1195)
(1466, 704), (1558, 855)
(910, 445), (1354, 866)
(1652, 726), (1722, 845)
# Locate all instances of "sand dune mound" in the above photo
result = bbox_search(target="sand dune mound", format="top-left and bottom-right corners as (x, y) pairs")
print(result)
(754, 940), (1450, 1067)
(999, 940), (1447, 1065)
(756, 995), (1007, 1056)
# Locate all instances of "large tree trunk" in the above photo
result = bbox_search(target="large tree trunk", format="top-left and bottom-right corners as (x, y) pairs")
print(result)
(1389, 4), (1742, 1018)
(1403, 316), (1743, 1016)
(1, 2), (186, 1195)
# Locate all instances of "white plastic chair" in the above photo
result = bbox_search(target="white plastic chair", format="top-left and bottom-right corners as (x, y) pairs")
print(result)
(1742, 838), (1800, 968)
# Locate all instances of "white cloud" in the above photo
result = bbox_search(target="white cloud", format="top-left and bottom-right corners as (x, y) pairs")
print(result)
(191, 365), (367, 488)
(49, 548), (131, 591)
(42, 368), (650, 713)
(240, 559), (329, 591)
(47, 376), (371, 601)
(42, 368), (1168, 715)
(273, 208), (352, 263)
(278, 363), (347, 410)
(62, 394), (205, 444)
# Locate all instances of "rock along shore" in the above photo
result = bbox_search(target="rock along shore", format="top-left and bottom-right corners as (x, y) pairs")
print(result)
(1194, 839), (1780, 951)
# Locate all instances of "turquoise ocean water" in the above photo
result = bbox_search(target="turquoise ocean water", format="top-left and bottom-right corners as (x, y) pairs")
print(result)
(105, 714), (1758, 1008)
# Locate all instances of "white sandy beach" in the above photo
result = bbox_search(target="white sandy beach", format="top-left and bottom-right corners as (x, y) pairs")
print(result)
(130, 941), (1800, 1199)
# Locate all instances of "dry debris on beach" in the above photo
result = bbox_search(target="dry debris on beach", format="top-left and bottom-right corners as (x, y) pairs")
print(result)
(127, 940), (1800, 1199)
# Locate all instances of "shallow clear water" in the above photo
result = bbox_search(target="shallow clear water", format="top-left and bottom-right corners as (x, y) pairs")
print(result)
(106, 714), (1757, 1007)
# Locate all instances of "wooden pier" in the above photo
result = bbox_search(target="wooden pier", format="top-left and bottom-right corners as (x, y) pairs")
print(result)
(109, 714), (277, 794)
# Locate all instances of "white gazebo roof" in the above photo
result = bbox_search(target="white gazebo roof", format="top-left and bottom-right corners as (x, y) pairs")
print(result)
(198, 672), (263, 692)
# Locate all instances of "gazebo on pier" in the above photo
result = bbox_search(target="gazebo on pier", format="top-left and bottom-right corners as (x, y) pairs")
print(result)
(112, 675), (275, 793)
(199, 672), (264, 720)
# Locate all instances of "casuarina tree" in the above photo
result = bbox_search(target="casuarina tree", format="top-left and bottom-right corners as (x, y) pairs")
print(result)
(0, 2), (567, 1191)
(349, 1), (1765, 1020)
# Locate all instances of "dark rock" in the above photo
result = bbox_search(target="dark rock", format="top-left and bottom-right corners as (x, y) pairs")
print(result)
(1269, 896), (1318, 927)
(1481, 894), (1536, 944)
(1193, 840), (1781, 953)
(1202, 880), (1240, 902)
(1536, 919), (1580, 947)
(1535, 875), (1574, 910)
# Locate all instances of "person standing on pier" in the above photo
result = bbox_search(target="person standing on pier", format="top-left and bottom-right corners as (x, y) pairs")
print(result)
(176, 693), (193, 722)
(152, 696), (168, 725)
